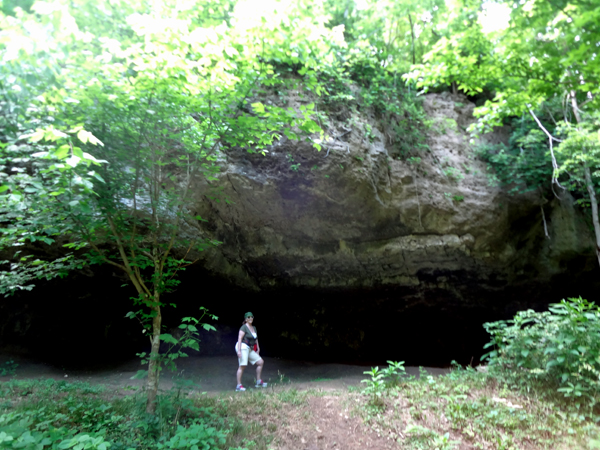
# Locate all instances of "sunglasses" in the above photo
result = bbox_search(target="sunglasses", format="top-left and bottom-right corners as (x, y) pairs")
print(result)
(247, 316), (254, 319)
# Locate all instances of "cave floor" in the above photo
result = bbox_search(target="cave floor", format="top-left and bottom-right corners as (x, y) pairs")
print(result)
(0, 354), (448, 393)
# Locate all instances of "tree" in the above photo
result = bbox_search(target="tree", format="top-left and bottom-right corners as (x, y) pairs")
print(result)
(326, 0), (445, 74)
(406, 0), (600, 266)
(0, 0), (340, 413)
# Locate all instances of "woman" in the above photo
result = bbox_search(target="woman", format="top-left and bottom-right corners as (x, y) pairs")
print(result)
(235, 312), (266, 391)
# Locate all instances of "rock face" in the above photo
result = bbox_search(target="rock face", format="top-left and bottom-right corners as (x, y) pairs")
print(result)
(187, 92), (596, 296)
(2, 92), (598, 366)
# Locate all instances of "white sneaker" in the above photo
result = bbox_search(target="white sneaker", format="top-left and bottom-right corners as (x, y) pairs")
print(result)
(236, 384), (246, 392)
(255, 379), (267, 388)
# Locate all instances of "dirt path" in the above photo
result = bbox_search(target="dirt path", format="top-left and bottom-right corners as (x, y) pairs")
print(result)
(0, 354), (448, 393)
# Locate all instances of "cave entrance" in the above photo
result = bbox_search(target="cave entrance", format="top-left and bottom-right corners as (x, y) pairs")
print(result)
(3, 265), (595, 370)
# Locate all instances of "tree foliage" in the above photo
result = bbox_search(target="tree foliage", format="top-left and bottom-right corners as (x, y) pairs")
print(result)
(0, 0), (342, 413)
(408, 0), (600, 265)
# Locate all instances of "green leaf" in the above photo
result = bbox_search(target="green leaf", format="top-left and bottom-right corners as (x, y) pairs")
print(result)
(29, 129), (45, 143)
(58, 439), (76, 449)
(251, 102), (265, 114)
(160, 333), (178, 344)
(54, 145), (70, 159)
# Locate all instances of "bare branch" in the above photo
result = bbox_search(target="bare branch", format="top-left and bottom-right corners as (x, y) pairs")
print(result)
(106, 214), (152, 297)
(527, 106), (565, 194)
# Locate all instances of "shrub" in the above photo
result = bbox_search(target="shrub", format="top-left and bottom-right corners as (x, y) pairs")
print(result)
(483, 297), (600, 406)
(361, 361), (406, 408)
(0, 411), (111, 450)
(157, 422), (227, 450)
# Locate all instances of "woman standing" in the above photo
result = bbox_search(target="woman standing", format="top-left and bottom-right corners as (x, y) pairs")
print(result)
(235, 312), (266, 391)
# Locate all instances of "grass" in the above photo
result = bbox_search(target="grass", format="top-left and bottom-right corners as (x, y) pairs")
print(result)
(2, 369), (599, 449)
(355, 366), (600, 449)
(0, 377), (316, 450)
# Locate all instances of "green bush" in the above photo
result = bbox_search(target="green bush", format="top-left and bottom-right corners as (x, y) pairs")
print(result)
(483, 297), (600, 405)
(157, 422), (227, 450)
(0, 411), (111, 450)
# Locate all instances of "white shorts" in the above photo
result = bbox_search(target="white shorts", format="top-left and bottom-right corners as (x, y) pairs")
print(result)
(236, 343), (262, 366)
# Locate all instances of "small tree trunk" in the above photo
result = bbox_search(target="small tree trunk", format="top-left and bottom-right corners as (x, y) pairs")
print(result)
(146, 300), (162, 414)
(407, 12), (416, 65)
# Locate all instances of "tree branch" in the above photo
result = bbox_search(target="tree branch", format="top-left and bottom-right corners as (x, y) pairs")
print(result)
(527, 106), (565, 194)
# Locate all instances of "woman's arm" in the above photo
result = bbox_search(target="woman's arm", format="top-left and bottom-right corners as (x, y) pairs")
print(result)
(237, 330), (245, 357)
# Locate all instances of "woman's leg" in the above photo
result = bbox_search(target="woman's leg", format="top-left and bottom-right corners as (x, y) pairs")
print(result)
(237, 365), (246, 385)
(255, 358), (264, 382)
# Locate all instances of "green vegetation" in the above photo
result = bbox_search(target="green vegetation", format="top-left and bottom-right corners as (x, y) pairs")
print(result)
(3, 363), (598, 450)
(0, 0), (442, 413)
(354, 299), (600, 449)
(407, 0), (600, 266)
(0, 361), (17, 377)
(0, 378), (315, 450)
(0, 0), (335, 413)
(358, 363), (599, 449)
(442, 167), (464, 183)
(2, 0), (600, 445)
(483, 297), (600, 414)
(435, 118), (458, 135)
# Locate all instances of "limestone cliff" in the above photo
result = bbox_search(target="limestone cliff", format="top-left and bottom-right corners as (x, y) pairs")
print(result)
(184, 92), (596, 297)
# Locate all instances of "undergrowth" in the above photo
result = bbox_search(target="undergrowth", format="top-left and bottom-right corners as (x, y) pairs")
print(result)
(0, 377), (317, 450)
(356, 362), (600, 449)
(483, 297), (600, 416)
(3, 365), (600, 449)
(356, 298), (600, 449)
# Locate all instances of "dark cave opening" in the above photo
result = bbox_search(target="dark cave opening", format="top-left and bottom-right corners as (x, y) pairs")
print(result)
(0, 263), (597, 370)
